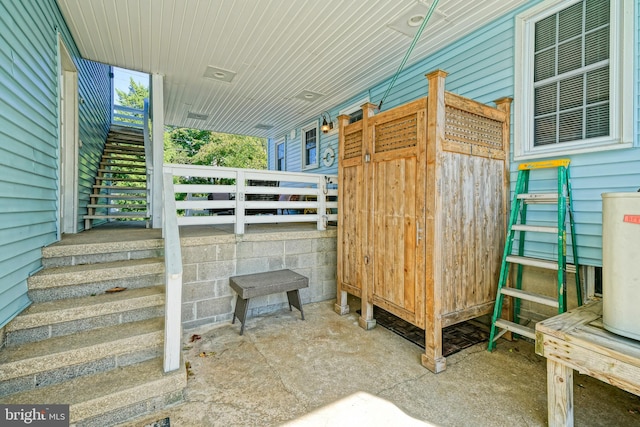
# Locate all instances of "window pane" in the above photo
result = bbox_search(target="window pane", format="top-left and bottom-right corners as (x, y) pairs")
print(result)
(534, 115), (557, 146)
(586, 0), (609, 31)
(535, 14), (556, 51)
(558, 2), (583, 42)
(349, 109), (363, 123)
(586, 66), (609, 104)
(307, 147), (316, 165)
(559, 75), (583, 111)
(558, 38), (583, 74)
(535, 82), (557, 115)
(585, 27), (609, 65)
(534, 48), (556, 81)
(586, 104), (609, 138)
(559, 110), (583, 142)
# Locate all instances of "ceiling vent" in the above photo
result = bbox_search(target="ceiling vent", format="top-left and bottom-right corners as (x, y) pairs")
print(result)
(294, 90), (324, 102)
(254, 123), (274, 130)
(387, 2), (447, 38)
(187, 111), (209, 120)
(203, 66), (237, 83)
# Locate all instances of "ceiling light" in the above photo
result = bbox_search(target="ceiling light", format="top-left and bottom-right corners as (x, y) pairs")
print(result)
(255, 123), (274, 130)
(407, 15), (425, 27)
(295, 90), (324, 102)
(204, 66), (236, 83)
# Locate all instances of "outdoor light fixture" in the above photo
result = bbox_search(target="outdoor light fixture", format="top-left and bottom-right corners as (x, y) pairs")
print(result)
(321, 112), (333, 134)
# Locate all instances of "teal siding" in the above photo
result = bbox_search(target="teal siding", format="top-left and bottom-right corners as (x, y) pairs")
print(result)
(0, 0), (110, 328)
(270, 0), (639, 267)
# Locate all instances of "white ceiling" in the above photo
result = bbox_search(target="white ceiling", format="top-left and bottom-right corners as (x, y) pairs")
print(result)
(57, 0), (526, 138)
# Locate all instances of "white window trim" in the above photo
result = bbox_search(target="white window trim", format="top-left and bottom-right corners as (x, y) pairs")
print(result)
(275, 137), (285, 171)
(339, 96), (370, 118)
(301, 121), (319, 170)
(513, 0), (633, 161)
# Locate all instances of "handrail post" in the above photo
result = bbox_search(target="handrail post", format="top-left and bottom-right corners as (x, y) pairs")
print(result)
(235, 170), (245, 234)
(162, 170), (183, 373)
(317, 176), (327, 230)
(143, 98), (152, 222)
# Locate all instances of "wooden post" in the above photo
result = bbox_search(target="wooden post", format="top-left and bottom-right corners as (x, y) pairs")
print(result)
(359, 102), (378, 330)
(493, 97), (514, 337)
(335, 114), (352, 315)
(547, 359), (574, 426)
(422, 69), (447, 372)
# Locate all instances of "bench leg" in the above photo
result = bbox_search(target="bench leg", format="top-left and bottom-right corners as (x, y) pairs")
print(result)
(233, 295), (250, 335)
(287, 289), (305, 320)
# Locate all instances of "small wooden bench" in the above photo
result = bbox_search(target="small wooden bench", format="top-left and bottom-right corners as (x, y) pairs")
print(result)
(229, 269), (309, 335)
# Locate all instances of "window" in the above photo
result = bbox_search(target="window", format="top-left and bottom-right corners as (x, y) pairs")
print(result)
(275, 138), (285, 171)
(514, 0), (632, 159)
(339, 97), (369, 124)
(301, 122), (318, 169)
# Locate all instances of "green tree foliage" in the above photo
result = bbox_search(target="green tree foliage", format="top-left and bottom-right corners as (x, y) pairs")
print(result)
(116, 77), (149, 109)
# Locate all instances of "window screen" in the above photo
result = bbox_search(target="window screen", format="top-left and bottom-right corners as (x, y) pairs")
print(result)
(533, 0), (610, 147)
(304, 128), (317, 166)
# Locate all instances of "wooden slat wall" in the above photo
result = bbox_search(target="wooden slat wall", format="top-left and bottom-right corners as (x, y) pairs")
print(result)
(0, 0), (110, 328)
(436, 152), (505, 320)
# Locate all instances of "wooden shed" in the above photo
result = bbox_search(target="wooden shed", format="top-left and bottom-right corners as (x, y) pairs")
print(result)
(335, 70), (512, 373)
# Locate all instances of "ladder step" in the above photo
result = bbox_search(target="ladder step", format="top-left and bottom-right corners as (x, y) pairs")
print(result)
(493, 319), (536, 340)
(517, 193), (558, 204)
(500, 288), (559, 308)
(506, 255), (559, 270)
(511, 224), (558, 234)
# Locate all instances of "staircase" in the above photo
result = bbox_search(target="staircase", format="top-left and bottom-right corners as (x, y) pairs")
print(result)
(0, 232), (186, 426)
(84, 125), (150, 230)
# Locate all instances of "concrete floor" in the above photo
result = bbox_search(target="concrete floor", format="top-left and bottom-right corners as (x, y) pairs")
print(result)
(124, 298), (640, 427)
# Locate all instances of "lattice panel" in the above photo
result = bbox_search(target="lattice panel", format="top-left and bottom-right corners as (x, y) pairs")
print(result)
(374, 114), (417, 153)
(445, 106), (503, 151)
(344, 129), (363, 159)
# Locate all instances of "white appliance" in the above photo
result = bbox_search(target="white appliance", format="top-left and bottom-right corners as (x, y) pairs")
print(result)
(602, 192), (640, 341)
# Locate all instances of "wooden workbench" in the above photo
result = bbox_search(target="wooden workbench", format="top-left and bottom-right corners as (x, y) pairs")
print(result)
(535, 300), (640, 426)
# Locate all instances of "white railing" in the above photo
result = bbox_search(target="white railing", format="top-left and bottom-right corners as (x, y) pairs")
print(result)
(162, 172), (183, 372)
(112, 104), (145, 128)
(163, 164), (338, 234)
(161, 164), (338, 372)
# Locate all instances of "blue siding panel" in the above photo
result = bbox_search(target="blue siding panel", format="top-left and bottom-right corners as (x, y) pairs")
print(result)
(269, 0), (639, 267)
(0, 0), (111, 328)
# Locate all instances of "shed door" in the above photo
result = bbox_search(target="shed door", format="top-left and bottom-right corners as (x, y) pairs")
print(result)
(369, 108), (426, 328)
(337, 121), (365, 296)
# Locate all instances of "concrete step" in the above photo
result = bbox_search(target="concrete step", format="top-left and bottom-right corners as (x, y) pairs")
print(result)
(0, 318), (164, 396)
(42, 234), (162, 268)
(28, 258), (164, 302)
(5, 286), (165, 346)
(0, 357), (186, 427)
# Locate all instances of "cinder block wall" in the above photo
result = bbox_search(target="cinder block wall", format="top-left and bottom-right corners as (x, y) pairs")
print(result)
(180, 229), (337, 330)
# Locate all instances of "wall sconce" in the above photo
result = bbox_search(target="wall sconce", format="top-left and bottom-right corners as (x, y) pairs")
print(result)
(321, 112), (334, 134)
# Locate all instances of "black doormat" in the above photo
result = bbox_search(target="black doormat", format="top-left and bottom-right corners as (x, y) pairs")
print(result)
(357, 307), (489, 357)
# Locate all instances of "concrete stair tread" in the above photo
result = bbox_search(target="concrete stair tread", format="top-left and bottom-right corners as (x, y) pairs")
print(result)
(0, 358), (186, 424)
(0, 318), (163, 381)
(6, 286), (165, 332)
(29, 258), (164, 289)
(42, 234), (162, 259)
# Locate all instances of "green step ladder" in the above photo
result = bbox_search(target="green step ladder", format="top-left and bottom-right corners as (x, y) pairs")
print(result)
(487, 159), (582, 351)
